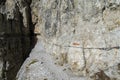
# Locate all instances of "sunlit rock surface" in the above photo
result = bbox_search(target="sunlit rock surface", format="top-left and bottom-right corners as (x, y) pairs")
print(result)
(17, 0), (120, 80)
(0, 0), (120, 80)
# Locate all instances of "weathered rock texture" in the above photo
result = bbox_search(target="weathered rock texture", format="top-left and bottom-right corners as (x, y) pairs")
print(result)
(1, 0), (120, 80)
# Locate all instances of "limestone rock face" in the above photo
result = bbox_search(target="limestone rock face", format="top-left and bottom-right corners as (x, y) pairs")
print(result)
(16, 0), (120, 80)
(1, 0), (120, 80)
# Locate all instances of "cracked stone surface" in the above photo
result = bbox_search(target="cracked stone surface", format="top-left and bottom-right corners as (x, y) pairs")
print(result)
(16, 0), (120, 80)
(0, 0), (120, 80)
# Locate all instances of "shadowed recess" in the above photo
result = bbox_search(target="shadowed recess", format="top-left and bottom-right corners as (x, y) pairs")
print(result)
(0, 0), (37, 80)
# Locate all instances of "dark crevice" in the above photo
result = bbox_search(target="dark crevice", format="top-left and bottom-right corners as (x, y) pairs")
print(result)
(0, 0), (37, 80)
(93, 70), (111, 80)
(23, 0), (37, 60)
(0, 0), (6, 5)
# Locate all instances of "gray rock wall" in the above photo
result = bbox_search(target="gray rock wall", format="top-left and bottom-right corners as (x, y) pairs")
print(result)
(17, 0), (120, 80)
(1, 0), (120, 80)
